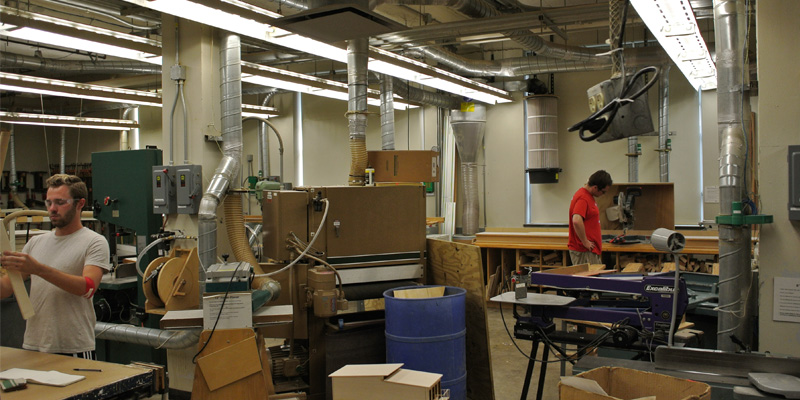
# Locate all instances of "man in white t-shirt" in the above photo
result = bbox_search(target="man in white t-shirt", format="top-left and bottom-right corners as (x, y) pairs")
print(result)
(0, 174), (110, 359)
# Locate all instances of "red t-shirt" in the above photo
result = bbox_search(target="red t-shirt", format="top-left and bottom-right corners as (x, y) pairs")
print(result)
(568, 187), (602, 254)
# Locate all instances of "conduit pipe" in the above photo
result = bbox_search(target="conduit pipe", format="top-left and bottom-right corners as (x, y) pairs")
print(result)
(380, 75), (396, 150)
(714, 0), (753, 352)
(9, 127), (26, 209)
(257, 91), (278, 177)
(244, 116), (285, 187)
(658, 65), (671, 182)
(347, 38), (369, 186)
(95, 322), (200, 350)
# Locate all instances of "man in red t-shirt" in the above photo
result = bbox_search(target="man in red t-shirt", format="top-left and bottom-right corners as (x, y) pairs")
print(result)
(568, 170), (612, 265)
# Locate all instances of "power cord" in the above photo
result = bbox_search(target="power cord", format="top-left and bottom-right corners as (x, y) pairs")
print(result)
(192, 261), (243, 364)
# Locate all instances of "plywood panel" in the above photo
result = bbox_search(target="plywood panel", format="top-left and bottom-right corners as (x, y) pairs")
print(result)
(191, 329), (269, 399)
(598, 183), (675, 230)
(426, 238), (494, 400)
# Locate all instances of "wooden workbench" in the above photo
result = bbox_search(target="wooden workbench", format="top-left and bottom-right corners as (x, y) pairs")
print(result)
(474, 228), (724, 294)
(0, 346), (156, 400)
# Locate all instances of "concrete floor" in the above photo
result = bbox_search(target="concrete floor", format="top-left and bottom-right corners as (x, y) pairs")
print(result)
(487, 304), (571, 400)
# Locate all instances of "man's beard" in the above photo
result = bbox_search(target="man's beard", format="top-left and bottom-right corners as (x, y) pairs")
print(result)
(52, 205), (77, 228)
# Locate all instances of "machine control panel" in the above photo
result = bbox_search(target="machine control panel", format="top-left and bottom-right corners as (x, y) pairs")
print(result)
(176, 164), (202, 215)
(152, 165), (176, 214)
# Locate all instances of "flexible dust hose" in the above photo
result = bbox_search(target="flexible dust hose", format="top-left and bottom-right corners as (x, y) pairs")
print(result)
(223, 193), (280, 298)
(95, 322), (200, 350)
(349, 138), (367, 186)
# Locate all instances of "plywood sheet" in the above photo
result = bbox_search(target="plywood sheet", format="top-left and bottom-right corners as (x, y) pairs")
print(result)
(192, 329), (268, 399)
(426, 238), (494, 400)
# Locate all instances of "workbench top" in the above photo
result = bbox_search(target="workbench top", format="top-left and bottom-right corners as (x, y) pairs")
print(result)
(0, 346), (154, 400)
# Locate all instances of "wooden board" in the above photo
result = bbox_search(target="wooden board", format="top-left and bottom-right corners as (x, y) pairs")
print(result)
(197, 334), (263, 391)
(597, 183), (675, 231)
(0, 225), (34, 319)
(192, 329), (270, 399)
(426, 238), (494, 400)
(394, 286), (445, 299)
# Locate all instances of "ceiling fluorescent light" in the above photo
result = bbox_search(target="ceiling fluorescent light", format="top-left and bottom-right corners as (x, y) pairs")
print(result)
(630, 0), (716, 90)
(0, 72), (162, 106)
(0, 111), (139, 130)
(242, 62), (417, 110)
(242, 104), (280, 118)
(122, 0), (511, 104)
(0, 6), (162, 64)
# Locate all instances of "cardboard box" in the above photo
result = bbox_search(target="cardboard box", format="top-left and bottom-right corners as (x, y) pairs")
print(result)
(368, 150), (439, 182)
(329, 364), (443, 400)
(559, 367), (710, 400)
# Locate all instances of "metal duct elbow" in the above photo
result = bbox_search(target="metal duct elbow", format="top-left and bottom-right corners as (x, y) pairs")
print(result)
(95, 322), (200, 350)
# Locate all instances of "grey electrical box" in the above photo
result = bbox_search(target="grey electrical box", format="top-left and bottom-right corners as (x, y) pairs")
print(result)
(176, 164), (202, 214)
(153, 165), (177, 214)
(790, 145), (800, 220)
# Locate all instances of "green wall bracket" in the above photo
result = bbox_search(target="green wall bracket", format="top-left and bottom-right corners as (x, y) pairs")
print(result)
(716, 201), (774, 225)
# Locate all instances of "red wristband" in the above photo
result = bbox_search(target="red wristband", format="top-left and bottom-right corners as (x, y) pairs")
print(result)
(82, 276), (96, 298)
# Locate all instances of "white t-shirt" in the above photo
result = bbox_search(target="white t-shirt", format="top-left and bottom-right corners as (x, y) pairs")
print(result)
(22, 227), (111, 353)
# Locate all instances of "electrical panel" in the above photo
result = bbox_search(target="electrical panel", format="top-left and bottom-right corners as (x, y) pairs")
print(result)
(176, 164), (202, 214)
(586, 75), (654, 143)
(152, 165), (176, 214)
(790, 145), (800, 220)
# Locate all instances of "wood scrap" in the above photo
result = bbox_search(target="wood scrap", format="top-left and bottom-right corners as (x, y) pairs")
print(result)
(621, 263), (644, 273)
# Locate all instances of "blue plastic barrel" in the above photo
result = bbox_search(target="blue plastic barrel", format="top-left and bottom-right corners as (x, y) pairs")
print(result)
(384, 285), (467, 400)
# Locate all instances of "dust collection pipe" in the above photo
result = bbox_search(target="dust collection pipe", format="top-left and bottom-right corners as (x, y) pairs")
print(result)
(198, 33), (279, 303)
(380, 74), (396, 150)
(244, 116), (284, 185)
(257, 91), (278, 177)
(658, 65), (671, 182)
(0, 52), (161, 75)
(392, 78), (462, 109)
(347, 38), (369, 186)
(714, 0), (753, 352)
(95, 322), (200, 350)
(450, 104), (486, 236)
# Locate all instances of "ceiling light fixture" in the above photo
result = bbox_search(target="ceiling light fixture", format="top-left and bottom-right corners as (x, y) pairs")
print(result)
(0, 6), (162, 64)
(0, 111), (139, 131)
(630, 0), (716, 90)
(242, 62), (418, 110)
(122, 0), (512, 104)
(0, 72), (162, 106)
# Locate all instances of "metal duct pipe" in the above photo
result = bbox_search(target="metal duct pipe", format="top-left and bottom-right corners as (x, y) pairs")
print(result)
(60, 128), (66, 174)
(347, 38), (369, 186)
(294, 92), (303, 187)
(0, 52), (160, 75)
(450, 104), (486, 236)
(198, 33), (242, 298)
(627, 137), (639, 182)
(40, 0), (160, 29)
(658, 65), (671, 182)
(378, 0), (601, 61)
(380, 75), (396, 150)
(392, 78), (462, 109)
(245, 116), (285, 185)
(122, 107), (138, 151)
(95, 322), (200, 350)
(413, 46), (667, 78)
(714, 0), (753, 352)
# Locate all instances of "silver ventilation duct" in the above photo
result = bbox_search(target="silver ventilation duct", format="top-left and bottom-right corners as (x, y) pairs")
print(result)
(347, 38), (369, 186)
(198, 32), (244, 294)
(658, 65), (671, 182)
(714, 0), (753, 352)
(380, 74), (396, 150)
(95, 322), (200, 350)
(392, 78), (462, 109)
(0, 52), (161, 75)
(450, 104), (486, 236)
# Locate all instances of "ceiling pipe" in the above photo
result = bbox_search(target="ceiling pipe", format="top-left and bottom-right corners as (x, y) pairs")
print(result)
(391, 78), (462, 109)
(380, 74), (396, 150)
(0, 52), (161, 75)
(404, 46), (668, 77)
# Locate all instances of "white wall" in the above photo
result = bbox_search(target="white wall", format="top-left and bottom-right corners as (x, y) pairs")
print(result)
(755, 0), (800, 357)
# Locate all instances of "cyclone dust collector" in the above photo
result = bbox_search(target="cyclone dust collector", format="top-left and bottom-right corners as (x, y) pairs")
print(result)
(450, 104), (486, 237)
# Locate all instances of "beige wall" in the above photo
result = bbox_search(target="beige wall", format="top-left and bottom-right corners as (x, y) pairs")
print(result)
(756, 0), (800, 357)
